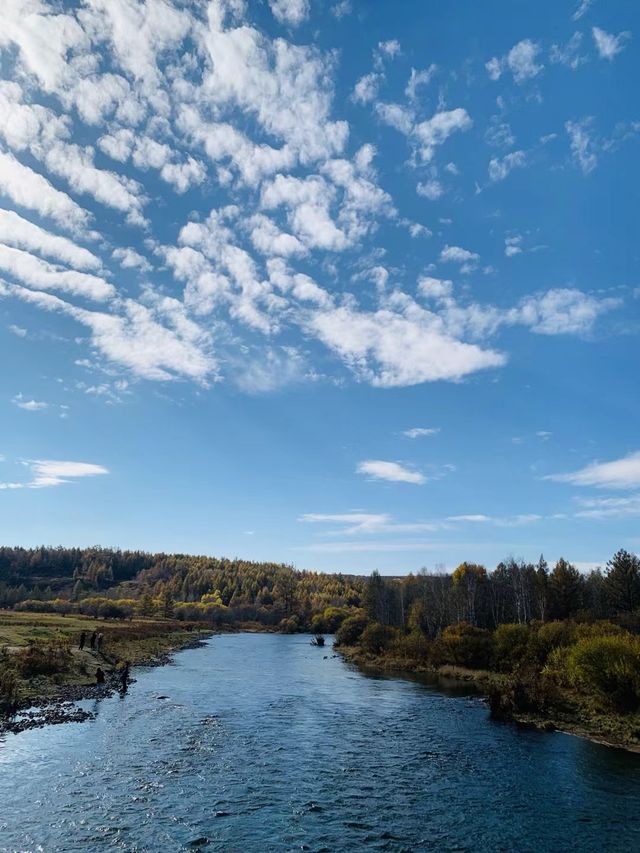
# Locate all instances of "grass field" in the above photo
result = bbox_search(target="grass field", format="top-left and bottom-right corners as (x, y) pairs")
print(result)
(0, 610), (212, 709)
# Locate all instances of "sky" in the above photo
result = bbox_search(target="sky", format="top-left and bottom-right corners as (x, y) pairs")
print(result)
(0, 0), (639, 575)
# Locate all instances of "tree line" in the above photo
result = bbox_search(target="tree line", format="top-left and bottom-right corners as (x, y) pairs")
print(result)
(362, 551), (640, 634)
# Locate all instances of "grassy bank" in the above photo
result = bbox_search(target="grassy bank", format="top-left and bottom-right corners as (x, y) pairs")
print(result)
(338, 644), (640, 753)
(0, 610), (212, 713)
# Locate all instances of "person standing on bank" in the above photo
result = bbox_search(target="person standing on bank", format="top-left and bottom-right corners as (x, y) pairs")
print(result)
(120, 661), (130, 692)
(90, 630), (97, 651)
(79, 631), (86, 650)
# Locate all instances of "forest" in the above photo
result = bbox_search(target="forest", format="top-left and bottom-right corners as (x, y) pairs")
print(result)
(333, 551), (640, 741)
(0, 546), (364, 631)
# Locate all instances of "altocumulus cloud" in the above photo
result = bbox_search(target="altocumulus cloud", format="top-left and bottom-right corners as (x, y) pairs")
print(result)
(0, 0), (624, 395)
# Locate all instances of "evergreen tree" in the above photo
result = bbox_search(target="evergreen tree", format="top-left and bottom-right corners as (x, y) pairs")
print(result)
(604, 549), (640, 613)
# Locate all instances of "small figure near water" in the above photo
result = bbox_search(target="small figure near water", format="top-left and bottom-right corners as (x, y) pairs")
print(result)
(96, 632), (104, 654)
(90, 630), (97, 651)
(95, 667), (105, 685)
(310, 634), (325, 647)
(79, 631), (86, 650)
(120, 661), (130, 692)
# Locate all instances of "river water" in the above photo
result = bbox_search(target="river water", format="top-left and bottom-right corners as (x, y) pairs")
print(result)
(0, 633), (639, 852)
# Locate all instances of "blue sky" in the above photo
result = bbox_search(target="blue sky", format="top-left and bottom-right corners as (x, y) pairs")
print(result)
(1, 0), (639, 574)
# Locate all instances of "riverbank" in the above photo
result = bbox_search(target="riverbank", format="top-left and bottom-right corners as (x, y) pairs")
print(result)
(0, 610), (214, 733)
(338, 645), (640, 754)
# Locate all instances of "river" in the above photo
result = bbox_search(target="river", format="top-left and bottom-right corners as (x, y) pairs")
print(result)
(1, 633), (639, 852)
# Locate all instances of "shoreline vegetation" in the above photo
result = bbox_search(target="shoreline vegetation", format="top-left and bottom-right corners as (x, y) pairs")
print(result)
(2, 545), (640, 751)
(336, 644), (640, 754)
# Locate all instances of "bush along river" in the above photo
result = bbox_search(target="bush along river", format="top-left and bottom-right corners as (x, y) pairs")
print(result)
(1, 633), (639, 852)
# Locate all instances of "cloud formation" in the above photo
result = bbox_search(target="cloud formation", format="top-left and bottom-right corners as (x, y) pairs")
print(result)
(356, 460), (426, 484)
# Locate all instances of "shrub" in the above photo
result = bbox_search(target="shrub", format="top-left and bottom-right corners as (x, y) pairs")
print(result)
(15, 644), (71, 678)
(334, 615), (369, 647)
(566, 635), (640, 713)
(536, 621), (577, 660)
(360, 622), (396, 655)
(492, 624), (535, 672)
(0, 663), (19, 713)
(488, 670), (560, 719)
(279, 616), (301, 634)
(574, 620), (625, 641)
(390, 630), (431, 661)
(311, 606), (350, 634)
(431, 623), (493, 669)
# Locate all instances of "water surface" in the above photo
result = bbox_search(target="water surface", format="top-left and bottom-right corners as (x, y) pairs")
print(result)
(1, 633), (639, 852)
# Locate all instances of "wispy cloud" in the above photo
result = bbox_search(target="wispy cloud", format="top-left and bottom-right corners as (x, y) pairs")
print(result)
(356, 460), (426, 484)
(546, 451), (640, 489)
(0, 459), (109, 490)
(592, 26), (631, 61)
(403, 427), (440, 439)
(11, 393), (48, 411)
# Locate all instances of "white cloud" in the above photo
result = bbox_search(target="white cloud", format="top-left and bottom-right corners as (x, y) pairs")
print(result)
(357, 459), (426, 484)
(299, 511), (441, 535)
(416, 180), (444, 200)
(488, 150), (527, 182)
(4, 283), (216, 383)
(307, 304), (506, 386)
(592, 26), (631, 60)
(487, 39), (543, 84)
(0, 151), (89, 230)
(573, 0), (593, 21)
(376, 102), (415, 134)
(485, 121), (515, 149)
(547, 451), (640, 489)
(0, 458), (108, 490)
(0, 209), (101, 271)
(11, 393), (48, 411)
(352, 73), (380, 105)
(516, 288), (618, 335)
(550, 32), (586, 69)
(249, 215), (307, 258)
(97, 129), (134, 162)
(566, 119), (598, 174)
(9, 324), (27, 337)
(417, 276), (452, 301)
(485, 57), (503, 81)
(42, 142), (147, 226)
(414, 109), (472, 162)
(574, 494), (640, 518)
(505, 235), (522, 257)
(269, 0), (310, 26)
(439, 245), (479, 270)
(378, 39), (402, 60)
(232, 345), (309, 393)
(112, 247), (152, 272)
(0, 244), (114, 301)
(405, 65), (437, 100)
(403, 427), (440, 439)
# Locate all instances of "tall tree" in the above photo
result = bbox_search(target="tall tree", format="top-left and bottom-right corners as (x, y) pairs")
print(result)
(604, 549), (640, 613)
(548, 558), (583, 619)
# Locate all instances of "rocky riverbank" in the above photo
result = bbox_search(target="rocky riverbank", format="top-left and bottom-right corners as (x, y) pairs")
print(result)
(0, 625), (212, 735)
